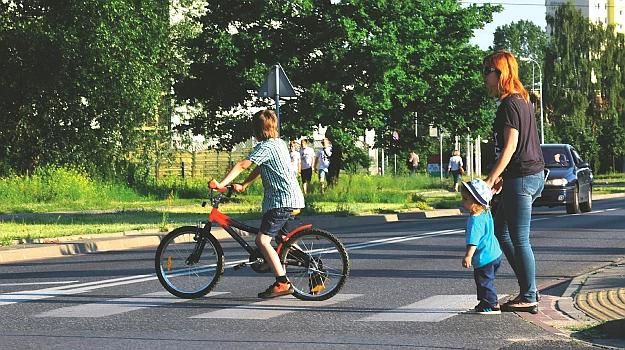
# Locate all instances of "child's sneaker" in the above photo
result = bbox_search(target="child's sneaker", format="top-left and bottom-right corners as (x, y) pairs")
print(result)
(258, 281), (294, 298)
(475, 303), (501, 315)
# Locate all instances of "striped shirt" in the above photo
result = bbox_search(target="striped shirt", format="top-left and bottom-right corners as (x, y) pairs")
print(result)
(247, 138), (305, 213)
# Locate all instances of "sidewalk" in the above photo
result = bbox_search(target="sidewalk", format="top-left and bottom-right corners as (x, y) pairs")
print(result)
(0, 208), (463, 263)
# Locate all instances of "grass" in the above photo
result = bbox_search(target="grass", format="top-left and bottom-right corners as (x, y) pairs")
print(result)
(593, 172), (625, 195)
(1, 166), (622, 245)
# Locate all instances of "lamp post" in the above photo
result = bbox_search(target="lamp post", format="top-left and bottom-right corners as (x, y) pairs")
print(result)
(519, 57), (544, 144)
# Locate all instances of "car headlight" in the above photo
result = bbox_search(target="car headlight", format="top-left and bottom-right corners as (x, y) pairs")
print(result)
(546, 178), (568, 186)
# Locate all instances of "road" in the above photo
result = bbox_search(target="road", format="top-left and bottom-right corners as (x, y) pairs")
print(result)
(1, 197), (623, 350)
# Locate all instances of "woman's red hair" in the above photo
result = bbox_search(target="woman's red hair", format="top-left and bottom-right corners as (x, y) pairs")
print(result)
(484, 50), (529, 102)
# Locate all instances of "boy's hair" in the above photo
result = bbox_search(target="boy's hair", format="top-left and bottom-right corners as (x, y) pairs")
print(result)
(290, 141), (298, 149)
(253, 109), (279, 141)
(301, 139), (308, 146)
(461, 185), (486, 213)
(453, 150), (460, 156)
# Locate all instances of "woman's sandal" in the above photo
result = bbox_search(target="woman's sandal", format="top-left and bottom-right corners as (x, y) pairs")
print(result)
(501, 301), (538, 314)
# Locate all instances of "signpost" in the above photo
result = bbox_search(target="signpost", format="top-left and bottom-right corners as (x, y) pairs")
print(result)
(258, 63), (296, 135)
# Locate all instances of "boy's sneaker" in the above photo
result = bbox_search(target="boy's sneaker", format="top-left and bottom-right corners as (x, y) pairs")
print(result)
(258, 281), (294, 298)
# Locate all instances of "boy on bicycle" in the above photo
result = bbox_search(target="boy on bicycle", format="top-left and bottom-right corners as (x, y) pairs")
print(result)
(460, 178), (503, 314)
(210, 109), (305, 298)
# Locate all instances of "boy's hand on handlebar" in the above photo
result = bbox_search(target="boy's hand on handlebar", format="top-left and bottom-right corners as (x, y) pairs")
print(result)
(233, 183), (245, 193)
(208, 179), (227, 193)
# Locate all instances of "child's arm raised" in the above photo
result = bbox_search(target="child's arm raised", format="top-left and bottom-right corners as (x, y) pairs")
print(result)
(215, 159), (253, 189)
(237, 166), (261, 192)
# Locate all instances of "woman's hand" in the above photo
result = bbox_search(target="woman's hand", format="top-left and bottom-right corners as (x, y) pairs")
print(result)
(485, 176), (503, 195)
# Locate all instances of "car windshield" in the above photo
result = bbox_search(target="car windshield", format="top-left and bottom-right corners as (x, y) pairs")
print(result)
(542, 148), (571, 168)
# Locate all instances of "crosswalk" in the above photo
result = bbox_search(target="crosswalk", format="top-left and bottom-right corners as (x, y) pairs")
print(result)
(1, 286), (488, 322)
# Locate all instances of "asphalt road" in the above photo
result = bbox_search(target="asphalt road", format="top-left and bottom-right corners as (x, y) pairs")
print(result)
(1, 197), (624, 350)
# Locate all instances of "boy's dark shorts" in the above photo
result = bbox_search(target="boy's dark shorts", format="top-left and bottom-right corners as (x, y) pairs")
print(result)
(259, 208), (293, 237)
(301, 168), (312, 182)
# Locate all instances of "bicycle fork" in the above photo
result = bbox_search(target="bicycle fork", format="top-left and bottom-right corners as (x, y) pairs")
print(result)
(185, 222), (209, 265)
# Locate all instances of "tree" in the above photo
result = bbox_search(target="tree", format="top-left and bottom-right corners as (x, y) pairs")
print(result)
(545, 3), (625, 173)
(490, 20), (548, 91)
(176, 0), (500, 184)
(0, 0), (171, 178)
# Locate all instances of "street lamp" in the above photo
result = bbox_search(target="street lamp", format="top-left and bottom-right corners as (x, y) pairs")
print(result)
(519, 57), (545, 144)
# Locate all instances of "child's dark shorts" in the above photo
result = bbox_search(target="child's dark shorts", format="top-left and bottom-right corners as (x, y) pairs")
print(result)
(301, 168), (312, 182)
(259, 208), (293, 237)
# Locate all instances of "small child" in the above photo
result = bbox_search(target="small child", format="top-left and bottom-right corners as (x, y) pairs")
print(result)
(461, 178), (503, 314)
(211, 109), (305, 299)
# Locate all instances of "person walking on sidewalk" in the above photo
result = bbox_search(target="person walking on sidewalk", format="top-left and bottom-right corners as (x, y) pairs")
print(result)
(447, 150), (464, 192)
(461, 178), (503, 315)
(211, 109), (305, 299)
(314, 138), (332, 195)
(482, 50), (545, 314)
(408, 151), (420, 174)
(289, 141), (301, 176)
(299, 139), (315, 195)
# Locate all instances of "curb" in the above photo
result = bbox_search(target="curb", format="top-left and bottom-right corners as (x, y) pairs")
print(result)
(0, 209), (462, 264)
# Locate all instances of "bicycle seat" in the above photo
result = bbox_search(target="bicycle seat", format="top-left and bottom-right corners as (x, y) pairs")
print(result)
(291, 209), (301, 216)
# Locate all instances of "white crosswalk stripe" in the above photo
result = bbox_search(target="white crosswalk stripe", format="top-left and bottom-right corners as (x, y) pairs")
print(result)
(359, 295), (478, 322)
(34, 291), (228, 318)
(16, 291), (495, 322)
(190, 293), (361, 320)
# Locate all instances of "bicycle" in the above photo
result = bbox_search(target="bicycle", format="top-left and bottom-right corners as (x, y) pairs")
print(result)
(154, 183), (350, 301)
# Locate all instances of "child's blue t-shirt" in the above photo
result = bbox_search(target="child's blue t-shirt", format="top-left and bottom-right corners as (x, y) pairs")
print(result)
(465, 210), (502, 268)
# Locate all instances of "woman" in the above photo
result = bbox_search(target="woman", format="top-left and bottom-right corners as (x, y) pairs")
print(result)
(447, 150), (463, 192)
(482, 51), (545, 314)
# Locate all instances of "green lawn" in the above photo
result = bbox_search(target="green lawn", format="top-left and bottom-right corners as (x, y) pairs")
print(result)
(1, 169), (622, 246)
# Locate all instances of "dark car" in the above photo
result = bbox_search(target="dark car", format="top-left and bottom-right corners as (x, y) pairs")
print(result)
(533, 144), (593, 213)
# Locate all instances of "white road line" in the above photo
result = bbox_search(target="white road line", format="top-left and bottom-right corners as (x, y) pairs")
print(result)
(34, 291), (228, 318)
(357, 294), (506, 322)
(190, 293), (361, 320)
(0, 281), (80, 287)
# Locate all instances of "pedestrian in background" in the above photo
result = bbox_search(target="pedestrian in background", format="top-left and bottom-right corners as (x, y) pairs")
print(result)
(299, 139), (315, 195)
(483, 50), (545, 314)
(289, 141), (300, 176)
(314, 138), (331, 195)
(408, 151), (420, 174)
(447, 150), (464, 192)
(461, 178), (503, 315)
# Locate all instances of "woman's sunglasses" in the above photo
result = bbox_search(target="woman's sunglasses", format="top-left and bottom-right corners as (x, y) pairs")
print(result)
(483, 66), (499, 75)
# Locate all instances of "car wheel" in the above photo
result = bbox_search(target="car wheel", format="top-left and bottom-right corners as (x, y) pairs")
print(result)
(580, 187), (592, 213)
(566, 186), (580, 214)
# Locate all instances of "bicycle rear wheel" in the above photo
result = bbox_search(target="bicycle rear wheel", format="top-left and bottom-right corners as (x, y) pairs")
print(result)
(155, 226), (224, 299)
(279, 228), (349, 301)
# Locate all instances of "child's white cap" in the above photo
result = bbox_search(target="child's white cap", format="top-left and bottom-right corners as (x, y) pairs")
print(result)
(462, 178), (493, 207)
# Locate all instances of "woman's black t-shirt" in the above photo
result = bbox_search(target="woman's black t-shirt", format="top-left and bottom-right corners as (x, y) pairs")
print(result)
(492, 94), (544, 179)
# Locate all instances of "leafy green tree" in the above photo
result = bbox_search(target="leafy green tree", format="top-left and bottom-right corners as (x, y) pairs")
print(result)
(176, 0), (500, 184)
(490, 20), (548, 91)
(0, 0), (171, 178)
(545, 3), (625, 173)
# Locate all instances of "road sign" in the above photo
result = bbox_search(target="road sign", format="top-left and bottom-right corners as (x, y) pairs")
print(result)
(258, 63), (296, 98)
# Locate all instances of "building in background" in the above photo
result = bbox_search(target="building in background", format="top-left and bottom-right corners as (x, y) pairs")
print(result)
(546, 0), (625, 32)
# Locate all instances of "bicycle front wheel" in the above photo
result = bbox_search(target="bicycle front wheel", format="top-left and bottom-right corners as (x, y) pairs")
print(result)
(279, 228), (350, 301)
(155, 226), (224, 299)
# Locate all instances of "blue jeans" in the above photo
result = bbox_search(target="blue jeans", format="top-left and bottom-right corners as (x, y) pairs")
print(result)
(494, 172), (544, 303)
(474, 256), (502, 308)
